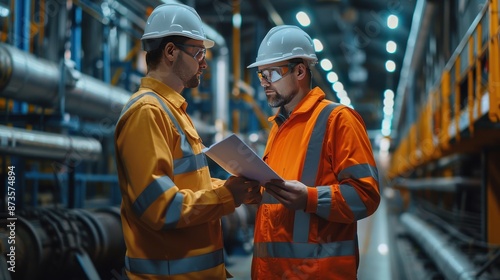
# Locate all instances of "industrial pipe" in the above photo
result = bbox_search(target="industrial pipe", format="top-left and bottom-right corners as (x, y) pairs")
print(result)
(400, 212), (478, 280)
(0, 43), (130, 121)
(0, 207), (125, 280)
(0, 125), (102, 160)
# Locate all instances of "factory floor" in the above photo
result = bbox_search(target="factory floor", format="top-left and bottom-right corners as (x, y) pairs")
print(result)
(225, 189), (398, 280)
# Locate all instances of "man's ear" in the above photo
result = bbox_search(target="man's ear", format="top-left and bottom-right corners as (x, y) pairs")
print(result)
(296, 64), (307, 80)
(163, 42), (176, 61)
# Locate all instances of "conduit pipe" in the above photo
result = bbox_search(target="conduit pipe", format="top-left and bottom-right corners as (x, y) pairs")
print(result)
(0, 43), (130, 121)
(392, 0), (437, 135)
(0, 125), (101, 160)
(400, 212), (478, 280)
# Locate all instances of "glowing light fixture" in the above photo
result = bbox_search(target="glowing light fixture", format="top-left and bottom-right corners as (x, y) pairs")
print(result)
(296, 11), (311, 27)
(387, 15), (399, 29)
(313, 39), (323, 52)
(320, 58), (333, 71)
(327, 72), (338, 83)
(385, 60), (396, 72)
(386, 41), (397, 53)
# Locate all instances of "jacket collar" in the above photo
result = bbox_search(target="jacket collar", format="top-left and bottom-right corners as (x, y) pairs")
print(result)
(268, 87), (326, 124)
(139, 77), (186, 109)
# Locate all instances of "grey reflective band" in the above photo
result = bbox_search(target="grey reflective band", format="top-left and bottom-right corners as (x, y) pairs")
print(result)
(336, 163), (378, 220)
(316, 186), (332, 220)
(125, 248), (224, 275)
(261, 191), (279, 204)
(119, 92), (208, 175)
(293, 103), (338, 242)
(132, 176), (175, 217)
(253, 240), (355, 259)
(163, 192), (184, 229)
(261, 103), (338, 208)
(174, 153), (208, 175)
(337, 163), (379, 183)
(301, 103), (339, 185)
(340, 184), (367, 219)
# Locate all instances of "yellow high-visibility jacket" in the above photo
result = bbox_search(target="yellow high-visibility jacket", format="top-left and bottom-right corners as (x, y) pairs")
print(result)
(252, 87), (380, 280)
(114, 77), (235, 280)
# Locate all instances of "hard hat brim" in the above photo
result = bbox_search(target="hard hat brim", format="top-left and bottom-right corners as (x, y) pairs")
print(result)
(247, 55), (317, 68)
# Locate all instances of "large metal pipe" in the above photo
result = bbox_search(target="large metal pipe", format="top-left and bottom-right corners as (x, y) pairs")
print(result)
(0, 43), (130, 121)
(0, 125), (101, 160)
(0, 207), (125, 280)
(400, 212), (478, 280)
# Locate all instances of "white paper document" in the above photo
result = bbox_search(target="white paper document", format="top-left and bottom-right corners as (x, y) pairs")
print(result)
(203, 134), (283, 185)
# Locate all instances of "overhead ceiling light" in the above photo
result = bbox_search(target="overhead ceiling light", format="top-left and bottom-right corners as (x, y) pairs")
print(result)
(336, 90), (348, 99)
(387, 15), (399, 29)
(385, 60), (396, 72)
(384, 89), (394, 99)
(340, 96), (351, 106)
(327, 72), (338, 83)
(232, 13), (242, 28)
(320, 58), (333, 71)
(313, 39), (323, 52)
(333, 81), (344, 92)
(296, 11), (311, 27)
(386, 41), (397, 53)
(0, 5), (9, 17)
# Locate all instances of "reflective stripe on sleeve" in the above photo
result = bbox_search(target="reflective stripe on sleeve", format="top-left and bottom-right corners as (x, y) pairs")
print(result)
(132, 176), (176, 217)
(316, 186), (332, 220)
(174, 153), (208, 175)
(253, 240), (354, 259)
(336, 163), (378, 219)
(337, 163), (379, 182)
(125, 248), (224, 275)
(163, 192), (184, 229)
(339, 184), (367, 219)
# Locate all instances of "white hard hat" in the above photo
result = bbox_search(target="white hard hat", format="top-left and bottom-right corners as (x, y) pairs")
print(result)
(247, 25), (318, 68)
(141, 3), (215, 51)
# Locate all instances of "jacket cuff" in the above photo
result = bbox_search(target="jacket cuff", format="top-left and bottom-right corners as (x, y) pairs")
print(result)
(305, 187), (318, 213)
(214, 186), (235, 215)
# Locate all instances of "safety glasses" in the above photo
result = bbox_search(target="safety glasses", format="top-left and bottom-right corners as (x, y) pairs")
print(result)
(175, 43), (207, 62)
(257, 63), (298, 83)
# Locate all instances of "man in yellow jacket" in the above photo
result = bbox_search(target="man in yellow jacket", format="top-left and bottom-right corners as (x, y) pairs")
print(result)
(114, 3), (260, 279)
(247, 25), (381, 279)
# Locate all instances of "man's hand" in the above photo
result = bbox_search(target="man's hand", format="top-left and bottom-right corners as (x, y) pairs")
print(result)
(224, 176), (261, 207)
(264, 179), (308, 210)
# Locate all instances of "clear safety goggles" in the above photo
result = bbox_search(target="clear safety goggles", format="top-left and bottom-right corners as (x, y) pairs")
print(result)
(175, 43), (207, 62)
(257, 63), (298, 83)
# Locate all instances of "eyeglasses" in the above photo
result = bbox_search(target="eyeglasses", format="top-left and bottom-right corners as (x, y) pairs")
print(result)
(175, 43), (207, 62)
(257, 63), (298, 83)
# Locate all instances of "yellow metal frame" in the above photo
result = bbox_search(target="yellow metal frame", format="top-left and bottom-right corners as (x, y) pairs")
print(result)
(390, 1), (500, 178)
(489, 0), (500, 121)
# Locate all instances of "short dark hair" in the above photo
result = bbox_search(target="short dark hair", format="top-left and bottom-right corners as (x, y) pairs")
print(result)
(145, 36), (189, 71)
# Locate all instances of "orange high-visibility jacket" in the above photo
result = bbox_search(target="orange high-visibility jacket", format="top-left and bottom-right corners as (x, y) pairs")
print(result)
(252, 87), (380, 279)
(114, 77), (236, 280)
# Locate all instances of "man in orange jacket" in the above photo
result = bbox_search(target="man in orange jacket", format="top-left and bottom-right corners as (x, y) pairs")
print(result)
(247, 25), (381, 279)
(114, 3), (260, 279)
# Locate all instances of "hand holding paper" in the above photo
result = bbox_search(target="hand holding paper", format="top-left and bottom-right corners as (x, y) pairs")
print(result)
(204, 134), (283, 185)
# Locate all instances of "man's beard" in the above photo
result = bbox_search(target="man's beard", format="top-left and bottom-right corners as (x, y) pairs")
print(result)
(173, 57), (200, 89)
(184, 75), (200, 88)
(266, 88), (296, 108)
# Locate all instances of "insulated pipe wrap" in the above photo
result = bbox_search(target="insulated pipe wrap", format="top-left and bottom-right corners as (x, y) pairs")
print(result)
(400, 212), (478, 280)
(0, 43), (60, 106)
(0, 125), (102, 160)
(0, 43), (130, 120)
